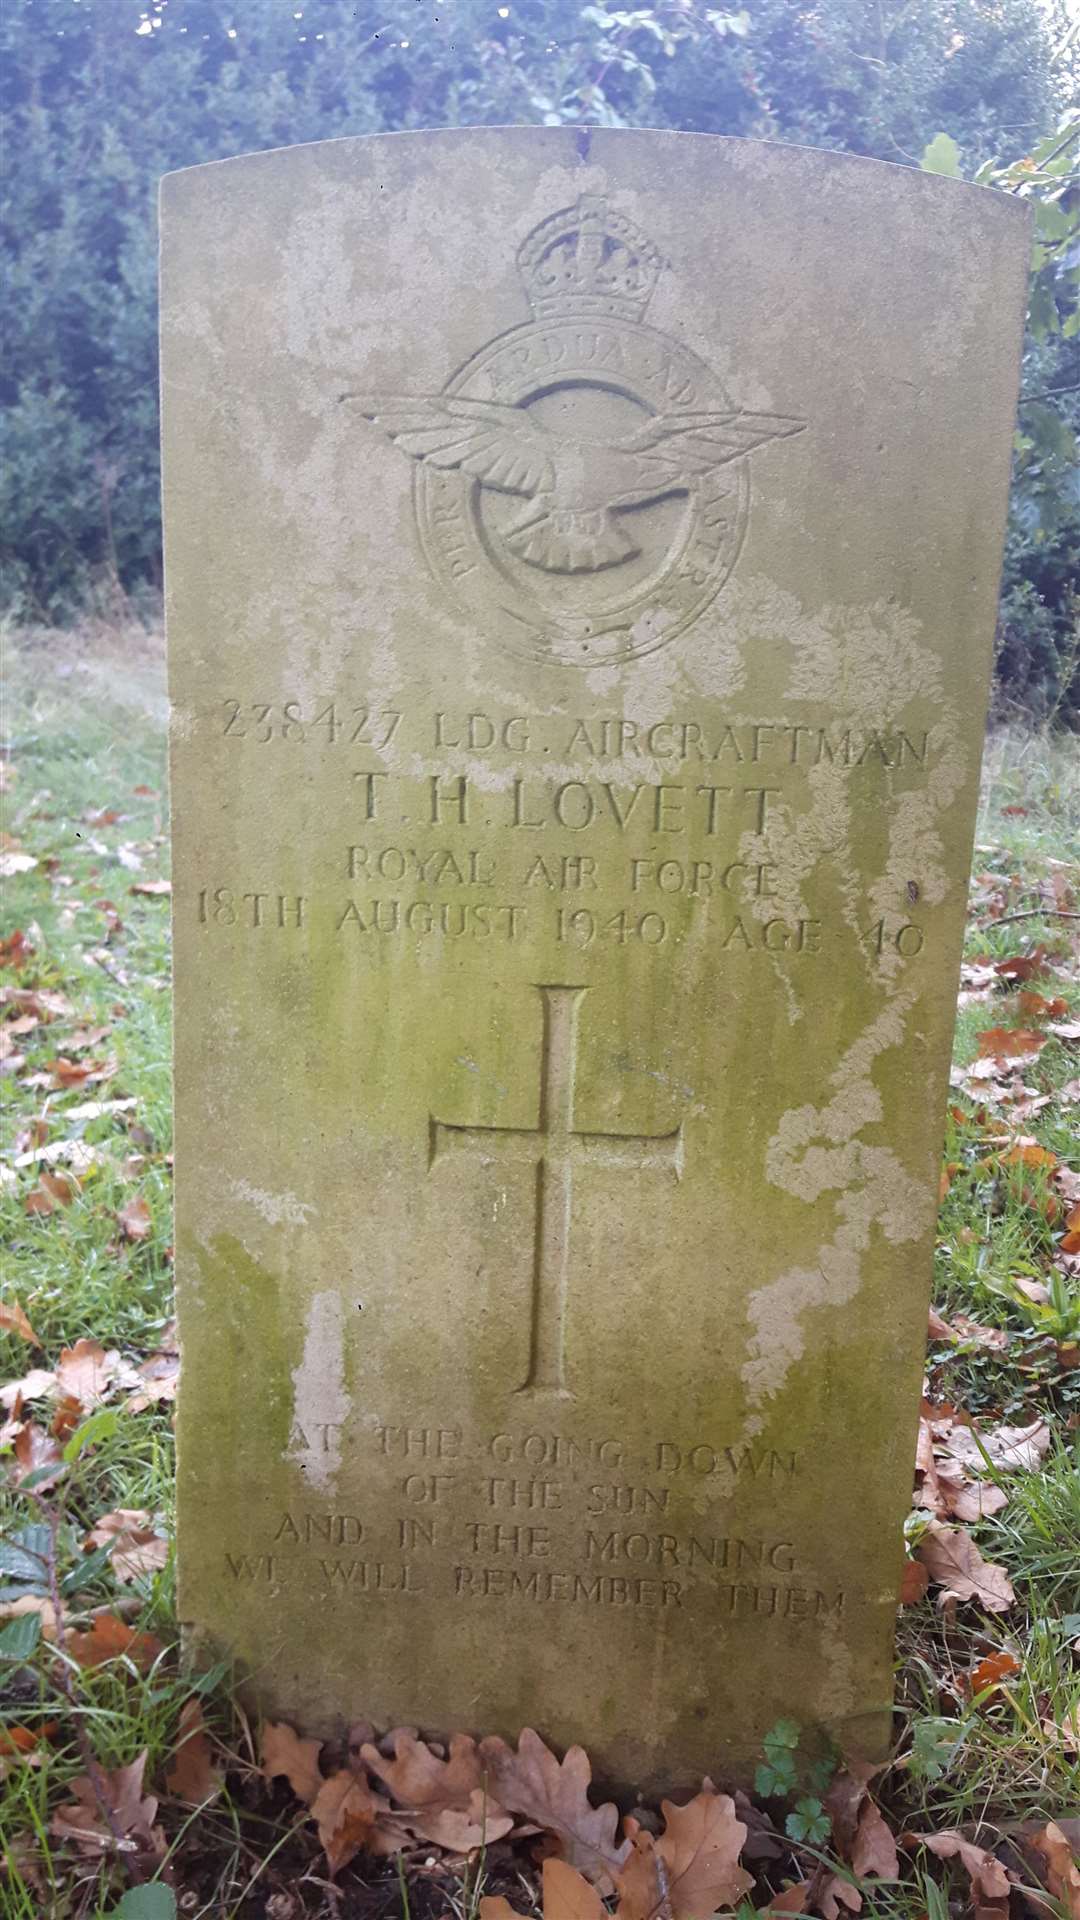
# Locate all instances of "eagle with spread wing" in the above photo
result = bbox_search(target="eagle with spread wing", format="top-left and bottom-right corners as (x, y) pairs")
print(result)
(343, 391), (805, 574)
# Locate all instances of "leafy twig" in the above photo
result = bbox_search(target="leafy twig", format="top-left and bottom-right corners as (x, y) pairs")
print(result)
(987, 908), (1080, 927)
(31, 1485), (145, 1882)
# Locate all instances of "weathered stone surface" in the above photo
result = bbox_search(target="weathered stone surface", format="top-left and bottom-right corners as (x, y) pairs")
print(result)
(162, 127), (1029, 1787)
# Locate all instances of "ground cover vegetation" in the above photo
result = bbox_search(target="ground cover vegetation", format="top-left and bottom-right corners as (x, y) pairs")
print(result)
(0, 625), (1078, 1917)
(0, 0), (1078, 716)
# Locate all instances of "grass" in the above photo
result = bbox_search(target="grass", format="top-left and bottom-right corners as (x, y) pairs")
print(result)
(1, 620), (1079, 1919)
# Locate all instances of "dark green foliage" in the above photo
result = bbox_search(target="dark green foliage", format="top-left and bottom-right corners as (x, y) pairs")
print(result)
(1, 0), (1076, 716)
(983, 123), (1080, 725)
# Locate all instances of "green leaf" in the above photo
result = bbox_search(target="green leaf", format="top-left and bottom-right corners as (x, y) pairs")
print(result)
(64, 1406), (121, 1463)
(921, 132), (962, 179)
(0, 1529), (49, 1584)
(105, 1887), (177, 1920)
(754, 1752), (797, 1796)
(18, 1461), (67, 1493)
(61, 1542), (116, 1595)
(807, 1743), (840, 1794)
(909, 1715), (968, 1782)
(764, 1715), (801, 1752)
(785, 1797), (831, 1845)
(0, 1610), (43, 1661)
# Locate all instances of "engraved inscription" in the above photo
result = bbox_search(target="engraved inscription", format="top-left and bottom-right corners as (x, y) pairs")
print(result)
(429, 986), (683, 1397)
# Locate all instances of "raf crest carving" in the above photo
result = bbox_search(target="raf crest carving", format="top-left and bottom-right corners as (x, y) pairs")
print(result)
(343, 196), (805, 666)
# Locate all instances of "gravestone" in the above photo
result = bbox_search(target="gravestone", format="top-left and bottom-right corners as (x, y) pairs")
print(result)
(162, 128), (1029, 1787)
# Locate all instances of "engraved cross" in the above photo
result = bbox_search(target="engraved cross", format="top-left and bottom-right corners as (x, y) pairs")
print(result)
(429, 984), (684, 1397)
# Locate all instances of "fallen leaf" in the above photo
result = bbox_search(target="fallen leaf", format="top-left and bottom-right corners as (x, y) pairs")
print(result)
(479, 1726), (629, 1887)
(936, 1475), (1009, 1524)
(84, 1510), (169, 1582)
(309, 1768), (392, 1874)
(814, 1872), (862, 1920)
(66, 1612), (163, 1670)
(50, 1393), (84, 1441)
(1044, 1703), (1080, 1753)
(0, 1593), (60, 1639)
(0, 850), (37, 877)
(945, 1418), (1050, 1475)
(763, 1884), (811, 1914)
(11, 1422), (64, 1488)
(361, 1727), (514, 1848)
(927, 1306), (954, 1341)
(998, 1142), (1059, 1174)
(25, 1170), (78, 1214)
(1049, 1021), (1080, 1042)
(51, 1750), (163, 1858)
(0, 930), (35, 968)
(0, 1721), (59, 1757)
(166, 1698), (221, 1804)
(261, 1720), (325, 1806)
(63, 1096), (138, 1121)
(908, 1830), (1011, 1910)
(0, 987), (72, 1020)
(915, 1523), (1014, 1612)
(970, 1649), (1021, 1694)
(117, 1195), (153, 1242)
(993, 948), (1059, 984)
(0, 1367), (56, 1410)
(130, 880), (172, 897)
(899, 1559), (929, 1605)
(543, 1856), (607, 1920)
(1029, 1822), (1080, 1920)
(124, 1346), (180, 1412)
(56, 1338), (124, 1409)
(975, 1027), (1046, 1061)
(652, 1787), (753, 1918)
(0, 1299), (39, 1344)
(1013, 1276), (1051, 1305)
(49, 1057), (96, 1088)
(950, 1314), (1009, 1351)
(850, 1799), (898, 1879)
(1018, 991), (1068, 1021)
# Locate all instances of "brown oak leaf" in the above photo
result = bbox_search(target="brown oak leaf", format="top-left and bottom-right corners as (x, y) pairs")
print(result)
(763, 1883), (811, 1914)
(824, 1771), (898, 1880)
(1029, 1823), (1080, 1920)
(975, 1027), (1046, 1061)
(899, 1559), (929, 1605)
(969, 1649), (1020, 1695)
(117, 1195), (153, 1241)
(812, 1872), (862, 1920)
(50, 1750), (164, 1858)
(0, 1298), (39, 1343)
(479, 1726), (629, 1887)
(56, 1337), (125, 1409)
(260, 1720), (325, 1806)
(908, 1830), (1011, 1912)
(309, 1768), (396, 1874)
(914, 1523), (1014, 1612)
(544, 1856), (607, 1920)
(361, 1728), (514, 1848)
(66, 1611), (163, 1670)
(945, 1418), (1050, 1476)
(84, 1509), (169, 1582)
(651, 1788), (753, 1919)
(166, 1698), (222, 1804)
(11, 1421), (64, 1488)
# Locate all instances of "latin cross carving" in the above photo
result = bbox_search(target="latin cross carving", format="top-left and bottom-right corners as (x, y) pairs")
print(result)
(429, 984), (684, 1395)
